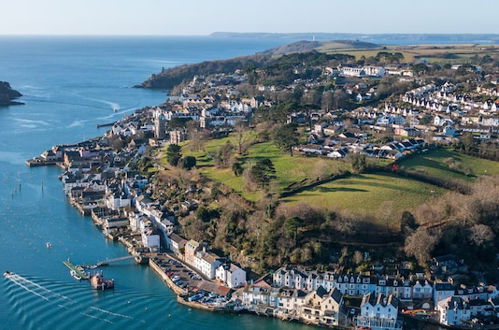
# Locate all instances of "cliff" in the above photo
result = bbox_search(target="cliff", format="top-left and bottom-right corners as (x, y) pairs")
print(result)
(0, 81), (23, 106)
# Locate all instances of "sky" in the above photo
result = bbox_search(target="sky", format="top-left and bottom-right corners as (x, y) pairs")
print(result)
(0, 0), (498, 35)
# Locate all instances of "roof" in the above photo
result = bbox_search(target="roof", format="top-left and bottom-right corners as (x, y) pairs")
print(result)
(362, 293), (399, 309)
(435, 282), (455, 291)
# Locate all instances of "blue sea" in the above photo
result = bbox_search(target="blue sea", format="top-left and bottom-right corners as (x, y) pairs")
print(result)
(0, 36), (319, 330)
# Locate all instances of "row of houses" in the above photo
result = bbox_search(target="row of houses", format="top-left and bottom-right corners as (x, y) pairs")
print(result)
(240, 281), (402, 329)
(165, 236), (247, 289)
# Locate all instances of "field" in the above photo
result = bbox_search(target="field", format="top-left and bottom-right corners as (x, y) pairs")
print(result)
(181, 136), (350, 201)
(282, 172), (446, 224)
(398, 148), (499, 181)
(166, 137), (498, 223)
(326, 44), (499, 63)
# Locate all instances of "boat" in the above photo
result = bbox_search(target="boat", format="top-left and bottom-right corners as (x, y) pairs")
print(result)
(70, 269), (82, 281)
(45, 242), (52, 248)
(63, 259), (89, 280)
(3, 271), (12, 277)
(89, 273), (114, 290)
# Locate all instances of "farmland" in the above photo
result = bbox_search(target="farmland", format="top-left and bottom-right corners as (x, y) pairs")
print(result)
(327, 44), (499, 63)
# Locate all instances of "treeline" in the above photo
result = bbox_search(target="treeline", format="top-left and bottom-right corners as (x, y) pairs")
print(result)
(403, 176), (499, 283)
(138, 54), (270, 89)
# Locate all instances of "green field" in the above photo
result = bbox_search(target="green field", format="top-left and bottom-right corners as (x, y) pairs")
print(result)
(326, 44), (499, 64)
(398, 148), (499, 181)
(282, 172), (446, 222)
(180, 136), (350, 201)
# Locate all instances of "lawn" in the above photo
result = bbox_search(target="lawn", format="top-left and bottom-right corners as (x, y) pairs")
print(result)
(398, 148), (499, 181)
(180, 136), (351, 201)
(282, 172), (446, 223)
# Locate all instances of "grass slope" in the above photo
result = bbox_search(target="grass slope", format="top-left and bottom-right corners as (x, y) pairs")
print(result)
(181, 136), (350, 201)
(398, 148), (499, 181)
(283, 172), (446, 224)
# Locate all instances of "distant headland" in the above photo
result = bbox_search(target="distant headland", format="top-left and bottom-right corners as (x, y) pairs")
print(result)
(0, 81), (23, 106)
(210, 32), (499, 45)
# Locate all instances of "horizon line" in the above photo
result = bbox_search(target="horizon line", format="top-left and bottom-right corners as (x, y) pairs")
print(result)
(0, 31), (499, 37)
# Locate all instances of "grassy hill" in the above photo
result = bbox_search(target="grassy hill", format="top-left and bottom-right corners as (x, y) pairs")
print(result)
(180, 135), (351, 201)
(163, 137), (499, 225)
(398, 148), (499, 181)
(282, 172), (446, 226)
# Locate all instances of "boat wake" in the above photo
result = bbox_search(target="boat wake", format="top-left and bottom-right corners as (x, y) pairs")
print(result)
(4, 273), (133, 324)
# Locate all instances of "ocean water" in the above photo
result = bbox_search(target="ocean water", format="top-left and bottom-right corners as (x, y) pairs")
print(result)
(0, 36), (316, 330)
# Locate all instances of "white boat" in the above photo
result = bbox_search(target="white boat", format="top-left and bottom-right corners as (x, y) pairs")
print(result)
(70, 270), (82, 281)
(3, 271), (12, 277)
(45, 242), (52, 248)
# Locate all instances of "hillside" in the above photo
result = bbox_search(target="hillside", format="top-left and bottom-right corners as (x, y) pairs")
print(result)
(137, 40), (378, 89)
(0, 81), (22, 106)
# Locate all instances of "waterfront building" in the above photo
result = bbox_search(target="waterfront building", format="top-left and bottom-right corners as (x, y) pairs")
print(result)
(194, 251), (222, 280)
(356, 292), (402, 330)
(299, 287), (345, 326)
(215, 263), (247, 288)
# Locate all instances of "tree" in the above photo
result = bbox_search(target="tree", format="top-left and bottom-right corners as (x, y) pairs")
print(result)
(404, 228), (439, 266)
(272, 124), (299, 156)
(469, 224), (495, 247)
(285, 216), (304, 246)
(179, 156), (196, 170)
(232, 161), (243, 176)
(235, 121), (249, 155)
(401, 211), (418, 235)
(351, 153), (367, 173)
(168, 117), (192, 130)
(353, 250), (363, 265)
(248, 158), (276, 189)
(214, 141), (234, 168)
(166, 144), (182, 166)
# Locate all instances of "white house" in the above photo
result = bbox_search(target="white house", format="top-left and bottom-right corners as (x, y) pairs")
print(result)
(437, 296), (471, 326)
(194, 251), (222, 279)
(357, 293), (401, 330)
(412, 280), (433, 299)
(215, 263), (246, 288)
(434, 282), (455, 305)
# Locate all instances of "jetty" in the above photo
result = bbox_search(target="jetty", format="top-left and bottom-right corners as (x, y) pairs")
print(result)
(96, 121), (116, 128)
(62, 260), (89, 280)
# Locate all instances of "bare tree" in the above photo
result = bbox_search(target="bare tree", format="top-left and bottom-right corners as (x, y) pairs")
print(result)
(404, 228), (439, 266)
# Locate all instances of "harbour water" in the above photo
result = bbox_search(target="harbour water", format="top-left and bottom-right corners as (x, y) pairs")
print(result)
(0, 36), (316, 330)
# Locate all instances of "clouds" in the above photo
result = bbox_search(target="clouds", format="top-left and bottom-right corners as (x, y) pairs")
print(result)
(0, 0), (497, 35)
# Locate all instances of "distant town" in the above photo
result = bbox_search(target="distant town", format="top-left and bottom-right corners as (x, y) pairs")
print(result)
(27, 42), (499, 329)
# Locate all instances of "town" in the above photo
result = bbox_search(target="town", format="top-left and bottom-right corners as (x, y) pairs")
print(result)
(27, 44), (499, 329)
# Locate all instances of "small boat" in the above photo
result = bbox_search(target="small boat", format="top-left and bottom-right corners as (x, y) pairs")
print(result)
(45, 242), (52, 248)
(3, 271), (12, 277)
(70, 270), (82, 281)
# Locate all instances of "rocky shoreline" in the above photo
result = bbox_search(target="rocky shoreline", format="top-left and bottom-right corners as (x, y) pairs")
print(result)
(0, 81), (23, 106)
